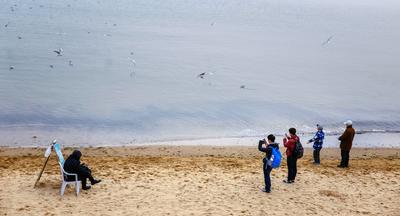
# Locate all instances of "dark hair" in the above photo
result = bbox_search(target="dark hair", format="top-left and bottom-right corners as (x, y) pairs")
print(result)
(289, 128), (296, 135)
(267, 134), (275, 142)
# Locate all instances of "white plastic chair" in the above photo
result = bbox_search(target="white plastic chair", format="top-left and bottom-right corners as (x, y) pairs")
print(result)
(58, 162), (81, 196)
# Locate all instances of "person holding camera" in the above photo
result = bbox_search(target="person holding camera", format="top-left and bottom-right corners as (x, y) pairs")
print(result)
(283, 128), (299, 183)
(258, 134), (280, 193)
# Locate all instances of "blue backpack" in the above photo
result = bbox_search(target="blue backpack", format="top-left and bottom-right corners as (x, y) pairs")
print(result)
(269, 146), (282, 169)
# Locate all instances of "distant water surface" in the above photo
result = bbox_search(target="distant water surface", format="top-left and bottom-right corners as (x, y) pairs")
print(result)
(1, 0), (400, 146)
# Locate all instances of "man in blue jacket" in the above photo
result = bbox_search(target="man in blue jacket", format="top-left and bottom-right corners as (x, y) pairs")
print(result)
(308, 124), (325, 164)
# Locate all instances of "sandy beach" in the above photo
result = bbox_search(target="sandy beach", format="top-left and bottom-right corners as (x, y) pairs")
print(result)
(1, 146), (399, 216)
(2, 0), (400, 215)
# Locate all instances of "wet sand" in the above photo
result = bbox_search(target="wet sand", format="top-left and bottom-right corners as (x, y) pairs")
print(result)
(1, 146), (399, 215)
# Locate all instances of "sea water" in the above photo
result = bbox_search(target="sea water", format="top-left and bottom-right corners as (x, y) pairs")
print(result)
(1, 0), (400, 147)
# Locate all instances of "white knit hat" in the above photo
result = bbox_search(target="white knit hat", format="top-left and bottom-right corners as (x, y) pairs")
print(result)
(344, 120), (353, 126)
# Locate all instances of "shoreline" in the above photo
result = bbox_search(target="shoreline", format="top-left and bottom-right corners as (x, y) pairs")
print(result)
(2, 131), (400, 148)
(1, 146), (400, 158)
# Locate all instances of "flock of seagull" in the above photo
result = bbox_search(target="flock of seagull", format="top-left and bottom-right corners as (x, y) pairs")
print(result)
(5, 3), (138, 79)
(4, 2), (334, 90)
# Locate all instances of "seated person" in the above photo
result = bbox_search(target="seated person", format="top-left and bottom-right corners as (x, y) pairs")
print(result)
(63, 150), (101, 190)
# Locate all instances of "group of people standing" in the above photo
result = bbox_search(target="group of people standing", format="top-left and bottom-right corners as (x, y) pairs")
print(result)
(258, 120), (356, 193)
(61, 120), (356, 193)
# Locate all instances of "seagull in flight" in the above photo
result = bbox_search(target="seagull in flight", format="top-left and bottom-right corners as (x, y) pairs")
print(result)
(198, 72), (206, 79)
(128, 57), (137, 66)
(322, 35), (334, 46)
(128, 57), (137, 79)
(239, 85), (256, 90)
(197, 72), (214, 79)
(53, 48), (63, 56)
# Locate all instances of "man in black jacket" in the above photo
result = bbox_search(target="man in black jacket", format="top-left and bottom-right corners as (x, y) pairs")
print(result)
(258, 134), (279, 193)
(64, 150), (101, 190)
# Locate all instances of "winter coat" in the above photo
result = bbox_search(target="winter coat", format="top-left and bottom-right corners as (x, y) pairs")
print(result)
(258, 140), (279, 160)
(309, 130), (325, 150)
(64, 150), (82, 174)
(339, 126), (355, 151)
(64, 150), (91, 179)
(283, 135), (299, 157)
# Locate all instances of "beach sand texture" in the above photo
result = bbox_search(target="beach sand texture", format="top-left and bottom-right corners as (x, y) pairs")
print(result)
(1, 147), (399, 215)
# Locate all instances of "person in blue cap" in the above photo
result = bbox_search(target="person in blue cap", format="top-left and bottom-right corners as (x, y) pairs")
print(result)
(307, 124), (325, 164)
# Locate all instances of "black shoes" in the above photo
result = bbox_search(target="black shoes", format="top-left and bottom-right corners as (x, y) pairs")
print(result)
(337, 165), (348, 168)
(91, 179), (102, 185)
(83, 179), (101, 190)
(261, 188), (271, 193)
(82, 186), (91, 190)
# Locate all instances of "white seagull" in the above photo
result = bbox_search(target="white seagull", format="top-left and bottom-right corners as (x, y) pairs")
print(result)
(129, 58), (136, 66)
(128, 58), (137, 79)
(322, 35), (334, 46)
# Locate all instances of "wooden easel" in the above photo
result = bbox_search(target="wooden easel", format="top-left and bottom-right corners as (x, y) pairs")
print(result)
(34, 140), (57, 188)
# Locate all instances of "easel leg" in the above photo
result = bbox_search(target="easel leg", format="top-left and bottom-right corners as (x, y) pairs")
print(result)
(34, 155), (51, 188)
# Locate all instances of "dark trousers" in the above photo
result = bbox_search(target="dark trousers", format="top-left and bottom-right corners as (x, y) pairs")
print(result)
(263, 160), (272, 192)
(313, 149), (321, 164)
(340, 149), (350, 167)
(80, 175), (95, 188)
(78, 165), (95, 188)
(287, 155), (297, 181)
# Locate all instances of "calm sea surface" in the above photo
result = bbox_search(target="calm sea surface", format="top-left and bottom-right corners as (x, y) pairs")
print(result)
(1, 0), (400, 146)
